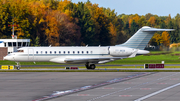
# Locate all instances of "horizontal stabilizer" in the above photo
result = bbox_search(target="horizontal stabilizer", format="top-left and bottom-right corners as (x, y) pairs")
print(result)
(143, 28), (175, 32)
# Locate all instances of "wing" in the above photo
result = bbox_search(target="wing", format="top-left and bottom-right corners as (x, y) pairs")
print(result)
(50, 57), (127, 64)
(64, 57), (127, 64)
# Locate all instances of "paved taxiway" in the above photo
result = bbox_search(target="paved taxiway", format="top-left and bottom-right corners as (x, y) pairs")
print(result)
(0, 72), (140, 101)
(48, 72), (180, 101)
(1, 72), (180, 101)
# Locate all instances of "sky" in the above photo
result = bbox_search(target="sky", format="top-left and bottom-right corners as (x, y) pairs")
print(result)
(71, 0), (180, 18)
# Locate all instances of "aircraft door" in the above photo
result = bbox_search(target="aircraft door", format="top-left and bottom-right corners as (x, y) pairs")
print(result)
(28, 48), (34, 61)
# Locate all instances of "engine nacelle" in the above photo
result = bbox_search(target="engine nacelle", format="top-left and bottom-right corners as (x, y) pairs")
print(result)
(109, 47), (135, 57)
(50, 57), (66, 63)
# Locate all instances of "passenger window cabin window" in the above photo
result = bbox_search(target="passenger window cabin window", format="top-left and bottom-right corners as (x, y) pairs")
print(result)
(50, 51), (52, 54)
(41, 51), (43, 54)
(54, 51), (56, 54)
(82, 51), (84, 54)
(64, 51), (65, 54)
(73, 51), (75, 54)
(87, 51), (88, 54)
(59, 51), (61, 54)
(91, 51), (93, 54)
(45, 51), (47, 54)
(36, 51), (38, 54)
(68, 51), (70, 54)
(78, 51), (79, 54)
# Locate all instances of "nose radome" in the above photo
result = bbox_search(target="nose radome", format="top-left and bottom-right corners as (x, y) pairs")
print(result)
(3, 56), (6, 60)
(3, 56), (8, 60)
(3, 55), (13, 61)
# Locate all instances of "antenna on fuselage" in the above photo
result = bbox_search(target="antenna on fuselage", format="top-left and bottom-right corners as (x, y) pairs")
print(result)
(86, 44), (88, 47)
(49, 45), (51, 47)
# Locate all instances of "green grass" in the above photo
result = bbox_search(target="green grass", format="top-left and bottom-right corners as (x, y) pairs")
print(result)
(107, 51), (180, 64)
(1, 51), (180, 65)
(0, 60), (60, 65)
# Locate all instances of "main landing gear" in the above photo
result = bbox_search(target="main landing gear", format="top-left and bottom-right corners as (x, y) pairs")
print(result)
(15, 62), (21, 70)
(85, 63), (96, 70)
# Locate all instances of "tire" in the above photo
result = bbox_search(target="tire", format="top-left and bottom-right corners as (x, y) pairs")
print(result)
(85, 63), (91, 69)
(85, 64), (89, 69)
(17, 66), (20, 70)
(90, 64), (96, 70)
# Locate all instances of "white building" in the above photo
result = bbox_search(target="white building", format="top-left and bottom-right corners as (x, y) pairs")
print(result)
(0, 39), (30, 54)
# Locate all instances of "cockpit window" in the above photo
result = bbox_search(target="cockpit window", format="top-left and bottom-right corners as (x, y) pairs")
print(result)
(18, 50), (24, 52)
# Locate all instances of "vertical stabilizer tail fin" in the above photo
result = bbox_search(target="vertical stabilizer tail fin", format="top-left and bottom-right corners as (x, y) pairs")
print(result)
(116, 26), (175, 50)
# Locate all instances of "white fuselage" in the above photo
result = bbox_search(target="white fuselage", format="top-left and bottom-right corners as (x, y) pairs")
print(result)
(4, 46), (148, 64)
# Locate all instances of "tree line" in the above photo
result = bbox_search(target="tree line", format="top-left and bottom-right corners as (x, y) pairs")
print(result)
(0, 0), (180, 48)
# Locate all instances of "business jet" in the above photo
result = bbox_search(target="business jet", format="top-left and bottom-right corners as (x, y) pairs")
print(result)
(3, 26), (174, 70)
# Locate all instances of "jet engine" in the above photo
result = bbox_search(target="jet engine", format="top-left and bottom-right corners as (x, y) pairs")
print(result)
(109, 47), (134, 57)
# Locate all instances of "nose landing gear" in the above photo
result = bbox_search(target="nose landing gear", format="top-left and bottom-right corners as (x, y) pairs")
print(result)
(15, 62), (21, 70)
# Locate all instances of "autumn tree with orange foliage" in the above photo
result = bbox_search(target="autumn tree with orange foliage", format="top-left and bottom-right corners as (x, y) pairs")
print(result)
(150, 32), (170, 47)
(57, 13), (81, 46)
(148, 16), (156, 27)
(45, 10), (59, 46)
(6, 0), (32, 39)
(0, 0), (180, 48)
(128, 14), (140, 28)
(109, 23), (117, 45)
(150, 33), (162, 46)
(161, 31), (170, 47)
(45, 10), (81, 46)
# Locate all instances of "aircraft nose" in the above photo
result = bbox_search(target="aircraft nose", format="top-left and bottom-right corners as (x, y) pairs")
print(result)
(3, 55), (14, 61)
(3, 56), (9, 60)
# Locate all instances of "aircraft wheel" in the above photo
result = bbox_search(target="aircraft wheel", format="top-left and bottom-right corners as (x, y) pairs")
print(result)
(85, 63), (90, 69)
(90, 64), (96, 70)
(85, 64), (89, 69)
(16, 62), (21, 70)
(17, 66), (20, 70)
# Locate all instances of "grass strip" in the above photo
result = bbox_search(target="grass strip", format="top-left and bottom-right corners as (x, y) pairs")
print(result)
(1, 69), (180, 72)
(14, 66), (180, 69)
